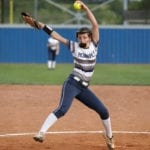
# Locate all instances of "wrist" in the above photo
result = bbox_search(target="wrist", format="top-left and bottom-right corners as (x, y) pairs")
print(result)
(43, 25), (54, 35)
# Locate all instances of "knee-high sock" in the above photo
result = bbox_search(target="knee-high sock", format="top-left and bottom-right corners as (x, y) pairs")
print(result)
(40, 113), (57, 134)
(102, 117), (113, 138)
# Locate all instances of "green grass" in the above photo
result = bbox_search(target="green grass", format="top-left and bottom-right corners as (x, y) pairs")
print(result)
(93, 64), (150, 85)
(0, 63), (150, 85)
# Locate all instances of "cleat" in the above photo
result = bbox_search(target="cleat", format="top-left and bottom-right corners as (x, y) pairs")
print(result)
(103, 134), (115, 150)
(33, 132), (45, 143)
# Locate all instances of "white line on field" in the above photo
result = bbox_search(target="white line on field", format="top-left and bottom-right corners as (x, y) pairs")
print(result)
(0, 130), (150, 137)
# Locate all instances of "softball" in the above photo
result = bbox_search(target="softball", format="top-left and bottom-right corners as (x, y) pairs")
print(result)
(73, 2), (81, 10)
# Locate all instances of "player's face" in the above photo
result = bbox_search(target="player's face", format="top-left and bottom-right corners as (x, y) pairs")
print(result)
(77, 33), (91, 48)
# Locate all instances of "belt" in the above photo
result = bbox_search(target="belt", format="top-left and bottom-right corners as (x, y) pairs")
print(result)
(73, 76), (89, 87)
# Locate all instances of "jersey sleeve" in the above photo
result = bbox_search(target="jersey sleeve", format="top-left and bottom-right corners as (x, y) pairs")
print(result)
(68, 40), (77, 53)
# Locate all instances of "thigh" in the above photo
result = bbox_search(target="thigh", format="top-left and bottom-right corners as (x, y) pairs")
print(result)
(52, 51), (56, 60)
(76, 88), (109, 119)
(54, 77), (81, 117)
(48, 49), (52, 60)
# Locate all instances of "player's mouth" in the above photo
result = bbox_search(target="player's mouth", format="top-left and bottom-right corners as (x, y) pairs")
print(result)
(79, 43), (87, 48)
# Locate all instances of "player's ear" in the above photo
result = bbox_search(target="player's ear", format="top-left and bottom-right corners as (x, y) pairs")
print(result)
(88, 33), (92, 39)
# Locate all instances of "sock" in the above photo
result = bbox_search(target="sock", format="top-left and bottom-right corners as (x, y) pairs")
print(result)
(48, 61), (52, 69)
(40, 113), (57, 134)
(52, 61), (56, 68)
(102, 117), (113, 138)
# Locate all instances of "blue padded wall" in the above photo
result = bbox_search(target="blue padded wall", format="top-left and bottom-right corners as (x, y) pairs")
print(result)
(0, 27), (149, 63)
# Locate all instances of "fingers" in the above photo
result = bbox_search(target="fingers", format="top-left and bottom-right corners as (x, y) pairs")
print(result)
(75, 0), (88, 10)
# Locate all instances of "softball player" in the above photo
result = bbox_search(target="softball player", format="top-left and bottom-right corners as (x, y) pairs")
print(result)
(47, 37), (59, 69)
(32, 1), (115, 149)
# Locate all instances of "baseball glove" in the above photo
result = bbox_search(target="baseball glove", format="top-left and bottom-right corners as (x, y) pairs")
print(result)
(21, 12), (41, 29)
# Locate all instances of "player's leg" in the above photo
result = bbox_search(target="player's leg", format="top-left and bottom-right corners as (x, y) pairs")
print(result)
(53, 77), (81, 118)
(48, 49), (52, 69)
(52, 51), (56, 69)
(33, 112), (57, 142)
(76, 88), (114, 149)
(34, 76), (81, 142)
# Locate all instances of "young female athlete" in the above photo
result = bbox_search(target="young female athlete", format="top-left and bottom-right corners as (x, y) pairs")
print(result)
(23, 1), (115, 149)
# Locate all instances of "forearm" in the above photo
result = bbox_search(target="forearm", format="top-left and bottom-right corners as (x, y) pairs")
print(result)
(80, 1), (99, 42)
(76, 1), (98, 28)
(51, 31), (67, 44)
(84, 6), (98, 28)
(39, 22), (68, 45)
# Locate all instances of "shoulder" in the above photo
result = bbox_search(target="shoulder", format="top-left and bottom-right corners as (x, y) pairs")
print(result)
(50, 38), (59, 44)
(68, 40), (78, 47)
(68, 40), (78, 52)
(48, 38), (51, 42)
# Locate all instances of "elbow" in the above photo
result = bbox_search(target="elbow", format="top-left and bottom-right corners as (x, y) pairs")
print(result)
(94, 23), (99, 29)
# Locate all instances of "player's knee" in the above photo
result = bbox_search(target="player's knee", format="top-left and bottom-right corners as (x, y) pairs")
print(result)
(99, 108), (109, 120)
(54, 109), (67, 118)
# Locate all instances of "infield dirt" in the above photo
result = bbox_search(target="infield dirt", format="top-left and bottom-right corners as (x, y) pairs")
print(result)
(0, 85), (150, 150)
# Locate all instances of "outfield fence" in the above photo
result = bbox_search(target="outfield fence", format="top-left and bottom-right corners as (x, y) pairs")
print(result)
(0, 25), (150, 64)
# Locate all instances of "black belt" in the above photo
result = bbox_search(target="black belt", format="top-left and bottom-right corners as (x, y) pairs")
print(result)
(73, 76), (89, 87)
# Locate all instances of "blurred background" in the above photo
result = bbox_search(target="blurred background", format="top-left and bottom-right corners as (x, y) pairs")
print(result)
(0, 0), (150, 25)
(0, 0), (150, 85)
(0, 0), (150, 64)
